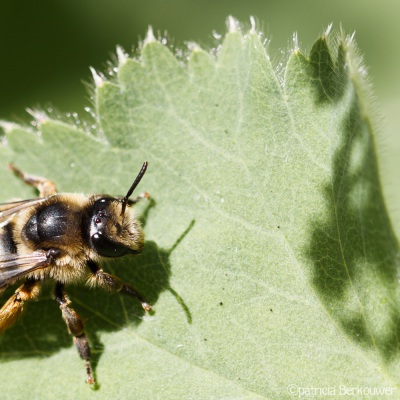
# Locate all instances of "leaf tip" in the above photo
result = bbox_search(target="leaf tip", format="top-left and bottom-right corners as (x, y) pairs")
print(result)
(292, 31), (300, 52)
(116, 45), (128, 65)
(324, 22), (333, 38)
(89, 67), (104, 87)
(26, 108), (49, 127)
(187, 41), (202, 53)
(226, 16), (240, 33)
(249, 16), (256, 34)
(347, 30), (357, 46)
(144, 25), (156, 45)
(0, 120), (18, 134)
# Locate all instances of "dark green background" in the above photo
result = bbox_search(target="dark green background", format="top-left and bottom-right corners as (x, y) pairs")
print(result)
(1, 0), (399, 235)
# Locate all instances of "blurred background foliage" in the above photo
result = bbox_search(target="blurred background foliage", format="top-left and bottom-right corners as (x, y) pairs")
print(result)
(1, 0), (399, 237)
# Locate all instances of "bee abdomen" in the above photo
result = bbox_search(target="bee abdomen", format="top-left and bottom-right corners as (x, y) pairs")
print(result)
(0, 222), (18, 254)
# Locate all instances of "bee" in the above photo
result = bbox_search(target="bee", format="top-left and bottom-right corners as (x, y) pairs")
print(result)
(0, 162), (151, 384)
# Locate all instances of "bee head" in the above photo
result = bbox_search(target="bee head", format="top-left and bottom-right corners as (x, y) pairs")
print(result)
(86, 162), (147, 258)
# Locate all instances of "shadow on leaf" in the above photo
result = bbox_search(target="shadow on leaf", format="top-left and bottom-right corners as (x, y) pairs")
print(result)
(306, 38), (400, 362)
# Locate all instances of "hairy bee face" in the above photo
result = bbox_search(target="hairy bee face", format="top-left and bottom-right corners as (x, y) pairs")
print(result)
(86, 197), (144, 258)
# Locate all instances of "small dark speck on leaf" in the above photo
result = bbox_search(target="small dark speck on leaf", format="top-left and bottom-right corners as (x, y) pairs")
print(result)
(270, 309), (273, 312)
(219, 302), (223, 306)
(277, 226), (280, 229)
(215, 104), (219, 107)
(204, 338), (207, 341)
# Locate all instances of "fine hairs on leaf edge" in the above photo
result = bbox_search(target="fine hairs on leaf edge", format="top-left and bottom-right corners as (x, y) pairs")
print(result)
(0, 17), (376, 149)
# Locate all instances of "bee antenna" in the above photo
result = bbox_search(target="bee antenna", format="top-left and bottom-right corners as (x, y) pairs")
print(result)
(121, 161), (148, 216)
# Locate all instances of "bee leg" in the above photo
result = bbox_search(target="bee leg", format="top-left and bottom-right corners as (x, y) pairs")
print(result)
(0, 279), (41, 334)
(128, 191), (150, 204)
(8, 163), (57, 197)
(55, 282), (94, 385)
(87, 261), (151, 312)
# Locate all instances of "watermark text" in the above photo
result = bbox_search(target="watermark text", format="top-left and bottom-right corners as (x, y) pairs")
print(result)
(287, 384), (396, 397)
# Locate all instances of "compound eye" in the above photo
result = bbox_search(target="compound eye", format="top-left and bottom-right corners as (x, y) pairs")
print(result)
(91, 232), (129, 258)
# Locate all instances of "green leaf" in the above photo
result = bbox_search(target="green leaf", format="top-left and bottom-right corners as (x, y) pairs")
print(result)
(0, 21), (399, 399)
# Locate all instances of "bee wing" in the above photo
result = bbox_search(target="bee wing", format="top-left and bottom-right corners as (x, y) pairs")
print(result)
(0, 198), (48, 224)
(0, 251), (48, 290)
